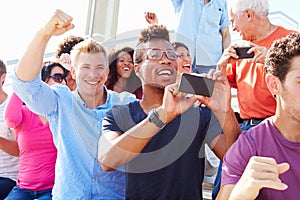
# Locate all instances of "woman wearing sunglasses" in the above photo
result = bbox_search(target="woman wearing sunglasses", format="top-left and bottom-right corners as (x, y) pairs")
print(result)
(3, 61), (67, 200)
(41, 61), (67, 84)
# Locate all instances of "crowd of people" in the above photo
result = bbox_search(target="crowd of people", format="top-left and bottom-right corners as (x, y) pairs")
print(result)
(0, 0), (299, 199)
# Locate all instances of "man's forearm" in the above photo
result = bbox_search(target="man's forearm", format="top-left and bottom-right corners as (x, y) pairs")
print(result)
(98, 106), (178, 171)
(16, 29), (51, 81)
(98, 117), (161, 171)
(221, 27), (231, 51)
(211, 108), (241, 160)
(221, 108), (241, 147)
(17, 10), (74, 81)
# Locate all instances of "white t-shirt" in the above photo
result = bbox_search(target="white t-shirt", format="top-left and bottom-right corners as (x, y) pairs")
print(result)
(0, 97), (19, 181)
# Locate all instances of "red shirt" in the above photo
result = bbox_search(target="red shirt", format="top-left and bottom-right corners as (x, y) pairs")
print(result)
(227, 26), (295, 119)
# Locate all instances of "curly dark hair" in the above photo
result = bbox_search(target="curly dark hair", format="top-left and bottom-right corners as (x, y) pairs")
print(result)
(134, 25), (170, 64)
(265, 32), (300, 82)
(138, 25), (170, 43)
(105, 47), (141, 94)
(54, 35), (84, 58)
(106, 47), (134, 86)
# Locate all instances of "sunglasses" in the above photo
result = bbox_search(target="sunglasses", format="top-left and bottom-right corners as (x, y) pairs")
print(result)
(49, 73), (67, 83)
(145, 48), (178, 61)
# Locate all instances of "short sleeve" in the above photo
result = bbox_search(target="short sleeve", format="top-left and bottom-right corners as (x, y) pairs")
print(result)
(171, 0), (183, 13)
(102, 105), (137, 134)
(226, 62), (238, 88)
(221, 132), (256, 186)
(219, 0), (230, 31)
(102, 108), (123, 133)
(205, 112), (223, 145)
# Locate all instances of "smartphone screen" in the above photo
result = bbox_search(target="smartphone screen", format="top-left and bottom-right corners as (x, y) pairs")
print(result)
(178, 73), (215, 97)
(234, 46), (254, 59)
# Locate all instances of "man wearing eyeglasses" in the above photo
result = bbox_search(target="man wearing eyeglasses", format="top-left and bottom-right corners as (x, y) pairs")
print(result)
(98, 25), (241, 199)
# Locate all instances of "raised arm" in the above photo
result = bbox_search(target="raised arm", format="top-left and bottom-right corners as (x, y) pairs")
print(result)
(144, 12), (158, 25)
(16, 9), (74, 81)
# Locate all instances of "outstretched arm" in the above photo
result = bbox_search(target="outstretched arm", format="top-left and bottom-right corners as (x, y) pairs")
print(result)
(16, 9), (74, 81)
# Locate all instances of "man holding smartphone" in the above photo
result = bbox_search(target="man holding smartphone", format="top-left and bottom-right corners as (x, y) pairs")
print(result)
(214, 0), (296, 199)
(178, 73), (215, 97)
(98, 24), (241, 199)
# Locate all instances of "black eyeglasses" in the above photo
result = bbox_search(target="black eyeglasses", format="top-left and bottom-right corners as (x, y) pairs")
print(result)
(49, 73), (67, 83)
(145, 48), (178, 61)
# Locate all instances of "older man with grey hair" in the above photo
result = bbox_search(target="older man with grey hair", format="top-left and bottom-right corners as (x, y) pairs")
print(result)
(217, 31), (300, 200)
(213, 0), (296, 199)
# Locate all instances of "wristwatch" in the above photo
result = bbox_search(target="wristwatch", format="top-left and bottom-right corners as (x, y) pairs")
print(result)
(148, 108), (166, 129)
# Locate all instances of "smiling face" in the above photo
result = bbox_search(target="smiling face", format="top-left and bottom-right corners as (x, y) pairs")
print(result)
(135, 38), (177, 91)
(116, 51), (134, 79)
(46, 66), (67, 86)
(229, 9), (254, 41)
(71, 52), (109, 98)
(175, 46), (192, 74)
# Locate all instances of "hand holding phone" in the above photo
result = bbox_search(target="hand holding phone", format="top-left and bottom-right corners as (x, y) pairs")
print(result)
(234, 46), (254, 59)
(178, 73), (215, 97)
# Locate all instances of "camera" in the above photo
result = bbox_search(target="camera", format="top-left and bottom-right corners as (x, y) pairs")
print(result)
(234, 46), (254, 59)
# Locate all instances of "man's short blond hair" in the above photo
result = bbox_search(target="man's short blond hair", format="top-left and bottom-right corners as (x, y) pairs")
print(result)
(70, 38), (108, 67)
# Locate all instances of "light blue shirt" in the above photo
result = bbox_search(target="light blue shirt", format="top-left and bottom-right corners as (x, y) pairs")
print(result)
(172, 0), (230, 65)
(12, 71), (137, 199)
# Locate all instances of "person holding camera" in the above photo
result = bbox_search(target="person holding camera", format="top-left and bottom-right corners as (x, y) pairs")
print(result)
(214, 0), (296, 198)
(217, 31), (300, 200)
(217, 0), (295, 130)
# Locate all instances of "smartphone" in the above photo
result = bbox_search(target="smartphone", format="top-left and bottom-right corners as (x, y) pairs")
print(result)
(234, 46), (254, 59)
(178, 73), (215, 97)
